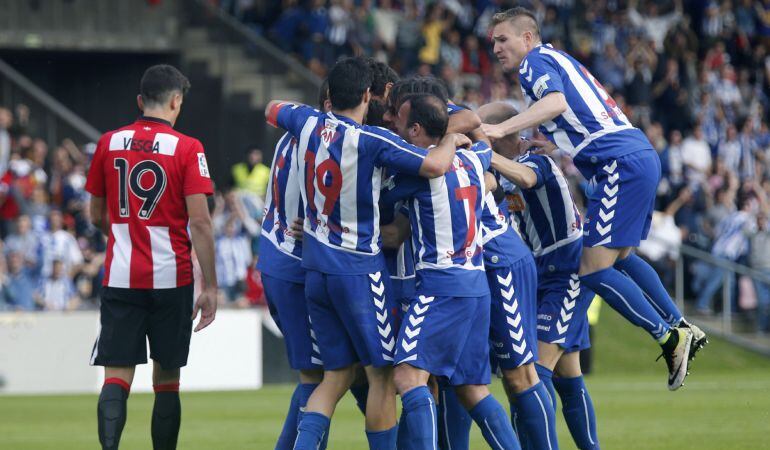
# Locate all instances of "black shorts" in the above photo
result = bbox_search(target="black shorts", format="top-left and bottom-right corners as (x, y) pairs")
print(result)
(90, 284), (194, 370)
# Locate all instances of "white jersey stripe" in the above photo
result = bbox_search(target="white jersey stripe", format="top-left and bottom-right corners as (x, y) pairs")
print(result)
(370, 167), (383, 253)
(149, 226), (177, 288)
(108, 224), (132, 288)
(340, 129), (360, 251)
(431, 176), (454, 265)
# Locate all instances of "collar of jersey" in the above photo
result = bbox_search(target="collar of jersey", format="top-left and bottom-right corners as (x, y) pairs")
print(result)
(137, 115), (173, 127)
(326, 111), (359, 127)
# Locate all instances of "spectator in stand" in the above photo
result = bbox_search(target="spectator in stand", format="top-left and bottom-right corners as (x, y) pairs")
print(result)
(627, 0), (682, 52)
(750, 212), (770, 334)
(592, 42), (625, 92)
(232, 147), (270, 198)
(37, 259), (79, 311)
(695, 195), (758, 314)
(719, 123), (753, 181)
(395, 1), (422, 72)
(3, 251), (39, 311)
(461, 34), (491, 80)
(0, 107), (11, 177)
(638, 186), (690, 289)
(440, 29), (463, 75)
(4, 215), (41, 269)
(680, 124), (712, 183)
(215, 218), (252, 303)
(40, 209), (83, 278)
(418, 2), (446, 68)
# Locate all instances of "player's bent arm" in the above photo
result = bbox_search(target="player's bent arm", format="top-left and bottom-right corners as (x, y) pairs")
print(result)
(484, 172), (498, 195)
(482, 92), (567, 140)
(264, 100), (297, 127)
(490, 152), (538, 189)
(186, 193), (218, 331)
(447, 109), (482, 135)
(419, 133), (470, 178)
(89, 196), (109, 235)
(381, 214), (411, 249)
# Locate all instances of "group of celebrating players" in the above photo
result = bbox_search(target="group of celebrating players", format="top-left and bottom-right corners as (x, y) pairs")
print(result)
(259, 7), (709, 450)
(85, 6), (709, 450)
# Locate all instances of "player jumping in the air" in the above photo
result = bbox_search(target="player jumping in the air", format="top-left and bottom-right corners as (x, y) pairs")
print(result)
(482, 8), (706, 390)
(481, 101), (600, 450)
(266, 57), (468, 450)
(86, 65), (217, 450)
(382, 92), (520, 450)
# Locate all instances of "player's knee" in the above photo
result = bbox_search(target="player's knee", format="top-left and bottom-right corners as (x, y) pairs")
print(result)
(152, 363), (180, 386)
(393, 364), (427, 395)
(502, 364), (539, 393)
(322, 366), (356, 393)
(454, 384), (490, 410)
(299, 369), (324, 385)
(554, 353), (583, 378)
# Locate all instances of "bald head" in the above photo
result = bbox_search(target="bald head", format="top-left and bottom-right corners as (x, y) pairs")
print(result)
(478, 102), (521, 158)
(478, 102), (519, 125)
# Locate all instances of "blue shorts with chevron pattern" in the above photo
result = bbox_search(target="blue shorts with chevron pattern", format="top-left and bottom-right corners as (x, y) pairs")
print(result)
(395, 292), (491, 386)
(488, 257), (539, 370)
(263, 274), (323, 371)
(305, 269), (399, 370)
(582, 149), (660, 249)
(536, 255), (592, 353)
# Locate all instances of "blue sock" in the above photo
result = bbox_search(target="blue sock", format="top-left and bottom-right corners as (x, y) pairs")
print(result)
(509, 401), (530, 450)
(350, 382), (369, 415)
(534, 365), (557, 412)
(276, 384), (302, 450)
(615, 254), (683, 327)
(401, 386), (438, 450)
(468, 394), (522, 450)
(293, 412), (330, 450)
(580, 267), (670, 342)
(514, 382), (559, 450)
(396, 409), (411, 450)
(366, 425), (397, 450)
(437, 382), (471, 450)
(553, 376), (599, 450)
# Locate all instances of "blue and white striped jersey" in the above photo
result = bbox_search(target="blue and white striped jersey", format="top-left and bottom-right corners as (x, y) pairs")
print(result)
(271, 103), (429, 274)
(381, 199), (416, 280)
(711, 211), (757, 261)
(519, 44), (652, 176)
(257, 132), (304, 283)
(382, 142), (492, 297)
(499, 153), (582, 259)
(480, 192), (531, 268)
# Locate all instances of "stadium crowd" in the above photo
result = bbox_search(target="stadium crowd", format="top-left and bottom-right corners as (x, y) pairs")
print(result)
(2, 0), (770, 332)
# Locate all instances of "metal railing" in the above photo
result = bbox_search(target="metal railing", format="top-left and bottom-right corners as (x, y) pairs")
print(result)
(669, 242), (770, 356)
(0, 58), (100, 146)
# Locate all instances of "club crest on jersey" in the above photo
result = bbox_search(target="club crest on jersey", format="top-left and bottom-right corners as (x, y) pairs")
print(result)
(319, 123), (338, 147)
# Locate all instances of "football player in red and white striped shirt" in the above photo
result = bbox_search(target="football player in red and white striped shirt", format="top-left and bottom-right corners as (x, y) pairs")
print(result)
(85, 65), (217, 450)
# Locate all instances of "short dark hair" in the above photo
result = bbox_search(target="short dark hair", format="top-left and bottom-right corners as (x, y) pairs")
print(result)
(402, 93), (448, 139)
(318, 78), (330, 110)
(389, 76), (450, 118)
(140, 65), (190, 107)
(366, 58), (399, 97)
(491, 7), (541, 38)
(328, 57), (373, 110)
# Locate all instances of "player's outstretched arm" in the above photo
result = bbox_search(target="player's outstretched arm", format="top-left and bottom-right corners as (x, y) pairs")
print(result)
(490, 152), (538, 189)
(89, 196), (109, 235)
(419, 133), (471, 178)
(481, 92), (567, 140)
(186, 193), (218, 332)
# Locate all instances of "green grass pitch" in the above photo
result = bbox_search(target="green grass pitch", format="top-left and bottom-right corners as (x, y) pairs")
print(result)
(2, 309), (770, 449)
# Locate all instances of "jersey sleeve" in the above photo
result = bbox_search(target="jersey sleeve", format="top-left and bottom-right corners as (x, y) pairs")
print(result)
(84, 134), (108, 197)
(183, 140), (215, 197)
(380, 174), (419, 210)
(267, 102), (317, 137)
(471, 141), (493, 171)
(519, 51), (564, 102)
(446, 102), (467, 116)
(518, 153), (552, 189)
(367, 128), (429, 176)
